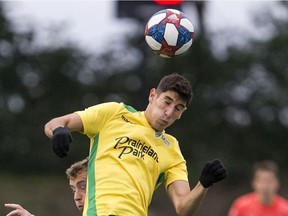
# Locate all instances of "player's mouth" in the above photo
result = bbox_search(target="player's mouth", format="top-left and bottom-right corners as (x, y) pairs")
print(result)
(159, 119), (169, 126)
(77, 205), (84, 211)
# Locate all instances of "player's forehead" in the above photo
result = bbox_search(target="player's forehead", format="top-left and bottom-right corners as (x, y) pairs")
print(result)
(254, 170), (277, 180)
(69, 171), (87, 185)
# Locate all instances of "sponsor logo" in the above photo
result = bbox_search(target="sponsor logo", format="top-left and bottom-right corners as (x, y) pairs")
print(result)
(121, 115), (134, 124)
(114, 136), (159, 163)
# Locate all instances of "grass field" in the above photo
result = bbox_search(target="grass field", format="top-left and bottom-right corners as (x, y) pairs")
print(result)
(1, 174), (80, 216)
(4, 173), (286, 216)
(1, 174), (233, 216)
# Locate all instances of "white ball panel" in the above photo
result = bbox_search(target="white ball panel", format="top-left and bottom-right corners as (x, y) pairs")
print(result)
(145, 36), (162, 51)
(167, 9), (181, 14)
(180, 18), (194, 32)
(160, 53), (171, 58)
(147, 13), (166, 29)
(175, 39), (193, 55)
(164, 23), (178, 46)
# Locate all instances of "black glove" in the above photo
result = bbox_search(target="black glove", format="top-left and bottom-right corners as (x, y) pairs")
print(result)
(199, 159), (227, 188)
(51, 126), (73, 158)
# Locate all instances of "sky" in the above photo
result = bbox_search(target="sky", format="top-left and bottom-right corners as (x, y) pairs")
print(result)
(3, 1), (280, 54)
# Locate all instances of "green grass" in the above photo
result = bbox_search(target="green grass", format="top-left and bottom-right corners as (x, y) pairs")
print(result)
(1, 174), (80, 216)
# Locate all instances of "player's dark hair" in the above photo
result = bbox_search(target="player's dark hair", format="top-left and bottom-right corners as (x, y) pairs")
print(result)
(66, 157), (89, 179)
(156, 73), (193, 106)
(253, 160), (279, 178)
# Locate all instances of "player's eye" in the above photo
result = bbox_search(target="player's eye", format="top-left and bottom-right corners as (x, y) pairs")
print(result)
(71, 187), (76, 194)
(164, 100), (171, 105)
(175, 105), (184, 111)
(77, 183), (86, 192)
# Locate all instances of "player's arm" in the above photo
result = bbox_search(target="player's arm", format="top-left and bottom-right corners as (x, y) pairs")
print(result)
(44, 113), (83, 158)
(167, 180), (207, 216)
(44, 113), (83, 138)
(5, 203), (34, 216)
(167, 159), (227, 216)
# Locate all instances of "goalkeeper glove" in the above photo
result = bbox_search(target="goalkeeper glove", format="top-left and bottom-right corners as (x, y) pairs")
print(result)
(51, 126), (72, 158)
(199, 159), (227, 188)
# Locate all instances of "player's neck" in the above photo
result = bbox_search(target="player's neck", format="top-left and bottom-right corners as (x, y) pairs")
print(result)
(259, 193), (275, 205)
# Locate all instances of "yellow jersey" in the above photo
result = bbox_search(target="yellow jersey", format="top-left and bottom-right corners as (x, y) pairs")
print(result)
(76, 102), (188, 216)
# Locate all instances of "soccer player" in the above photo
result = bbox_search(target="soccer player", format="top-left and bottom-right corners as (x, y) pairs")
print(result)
(228, 160), (288, 216)
(65, 157), (88, 212)
(5, 157), (88, 216)
(44, 73), (227, 216)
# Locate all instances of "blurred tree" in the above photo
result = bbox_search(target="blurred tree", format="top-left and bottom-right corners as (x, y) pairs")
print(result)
(0, 2), (91, 173)
(1, 0), (287, 181)
(186, 2), (288, 185)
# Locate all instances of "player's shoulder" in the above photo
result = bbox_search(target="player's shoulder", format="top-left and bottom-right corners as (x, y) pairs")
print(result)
(94, 102), (134, 111)
(273, 195), (288, 213)
(232, 192), (256, 206)
(120, 102), (138, 113)
(81, 102), (127, 116)
(275, 194), (288, 205)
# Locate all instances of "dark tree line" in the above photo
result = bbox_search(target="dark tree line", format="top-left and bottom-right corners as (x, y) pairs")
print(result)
(1, 0), (288, 201)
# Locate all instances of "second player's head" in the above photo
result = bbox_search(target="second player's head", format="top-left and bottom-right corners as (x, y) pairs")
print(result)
(66, 157), (89, 212)
(251, 160), (280, 203)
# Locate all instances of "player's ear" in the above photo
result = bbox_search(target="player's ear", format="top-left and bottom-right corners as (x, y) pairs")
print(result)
(177, 108), (187, 119)
(149, 88), (156, 103)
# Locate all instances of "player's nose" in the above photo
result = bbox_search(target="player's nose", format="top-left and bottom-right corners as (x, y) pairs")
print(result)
(74, 190), (82, 201)
(164, 105), (175, 117)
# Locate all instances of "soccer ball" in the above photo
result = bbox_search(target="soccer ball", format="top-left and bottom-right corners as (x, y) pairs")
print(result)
(145, 9), (194, 58)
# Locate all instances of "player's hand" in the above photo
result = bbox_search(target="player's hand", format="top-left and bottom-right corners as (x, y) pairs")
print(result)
(199, 159), (227, 188)
(51, 126), (72, 158)
(5, 203), (34, 216)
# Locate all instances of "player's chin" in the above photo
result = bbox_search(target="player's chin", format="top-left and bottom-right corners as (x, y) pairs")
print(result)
(156, 123), (168, 131)
(160, 120), (173, 129)
(77, 205), (84, 212)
